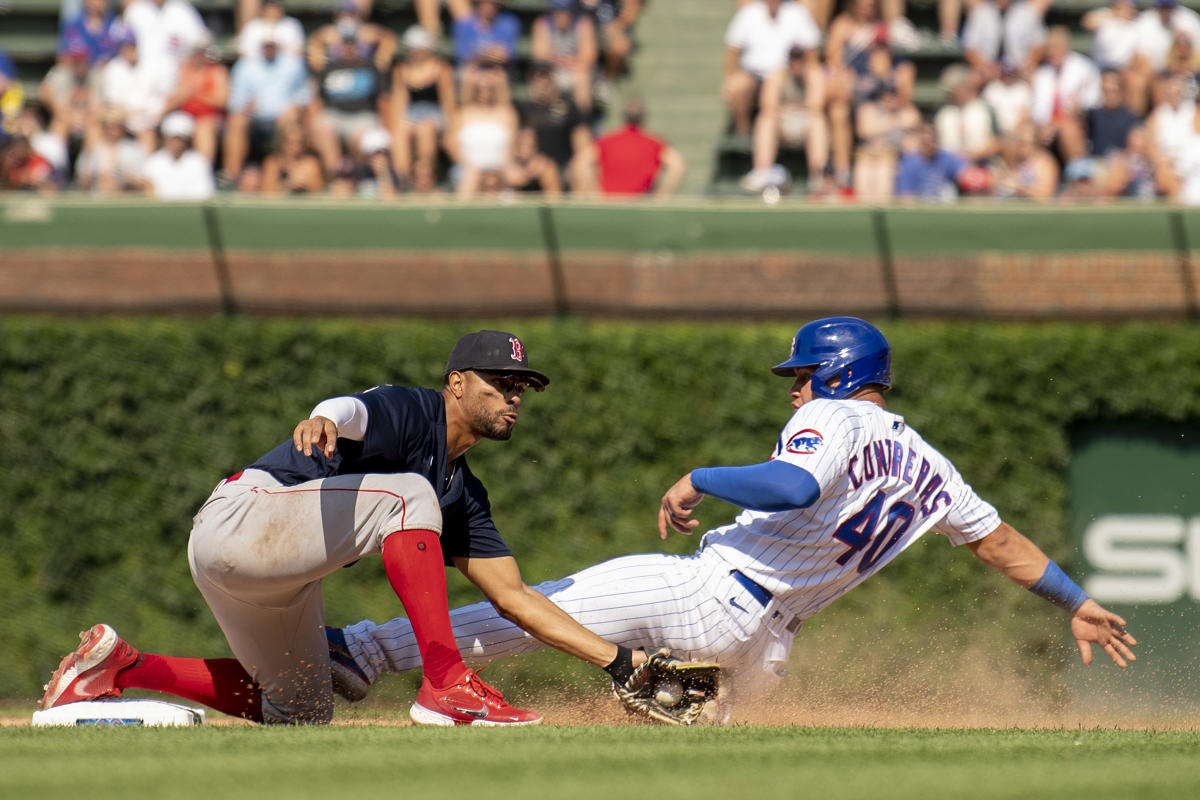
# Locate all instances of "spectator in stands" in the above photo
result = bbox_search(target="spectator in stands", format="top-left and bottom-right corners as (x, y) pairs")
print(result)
(581, 0), (640, 102)
(518, 60), (593, 191)
(445, 59), (518, 198)
(1163, 30), (1200, 98)
(0, 136), (61, 192)
(1030, 26), (1100, 169)
(38, 43), (100, 147)
(895, 121), (967, 201)
(260, 122), (325, 194)
(123, 0), (210, 89)
(740, 45), (829, 194)
(1082, 0), (1139, 71)
(1002, 0), (1049, 77)
(222, 35), (310, 185)
(981, 58), (1031, 136)
(166, 44), (228, 164)
(329, 125), (402, 197)
(0, 48), (20, 143)
(59, 0), (125, 67)
(144, 110), (215, 199)
(587, 96), (686, 197)
(1102, 124), (1167, 199)
(99, 32), (170, 153)
(723, 0), (821, 136)
(452, 0), (522, 67)
(1086, 69), (1139, 160)
(531, 0), (598, 114)
(852, 81), (918, 202)
(826, 0), (915, 102)
(74, 107), (148, 194)
(961, 0), (1005, 79)
(8, 103), (70, 188)
(309, 29), (390, 181)
(1167, 124), (1200, 203)
(1123, 0), (1200, 114)
(239, 0), (306, 61)
(502, 126), (563, 197)
(933, 64), (999, 164)
(826, 0), (914, 191)
(1133, 0), (1200, 76)
(1146, 71), (1196, 174)
(990, 120), (1058, 199)
(1083, 0), (1151, 116)
(391, 26), (456, 193)
(307, 0), (397, 74)
(412, 0), (466, 38)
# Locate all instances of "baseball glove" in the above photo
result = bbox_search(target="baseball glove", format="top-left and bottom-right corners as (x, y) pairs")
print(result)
(612, 649), (721, 726)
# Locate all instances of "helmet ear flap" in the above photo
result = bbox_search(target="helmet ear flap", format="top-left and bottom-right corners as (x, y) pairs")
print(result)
(809, 364), (844, 399)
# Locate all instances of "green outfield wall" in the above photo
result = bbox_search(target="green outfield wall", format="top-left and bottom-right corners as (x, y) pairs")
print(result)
(2, 318), (1197, 718)
(3, 198), (1199, 319)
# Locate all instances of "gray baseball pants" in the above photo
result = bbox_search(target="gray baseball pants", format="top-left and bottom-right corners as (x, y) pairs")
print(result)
(187, 468), (442, 723)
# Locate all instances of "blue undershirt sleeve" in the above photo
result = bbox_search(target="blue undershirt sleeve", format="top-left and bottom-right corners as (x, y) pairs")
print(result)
(690, 460), (821, 512)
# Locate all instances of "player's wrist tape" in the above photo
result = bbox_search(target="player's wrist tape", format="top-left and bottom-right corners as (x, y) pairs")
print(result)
(1029, 561), (1090, 612)
(603, 645), (636, 684)
(691, 461), (819, 512)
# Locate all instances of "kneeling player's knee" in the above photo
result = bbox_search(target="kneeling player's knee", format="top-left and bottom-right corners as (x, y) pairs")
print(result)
(374, 475), (442, 543)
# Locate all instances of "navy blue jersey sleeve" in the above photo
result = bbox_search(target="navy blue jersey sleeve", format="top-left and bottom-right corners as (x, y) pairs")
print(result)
(250, 385), (437, 485)
(353, 385), (427, 460)
(438, 463), (513, 564)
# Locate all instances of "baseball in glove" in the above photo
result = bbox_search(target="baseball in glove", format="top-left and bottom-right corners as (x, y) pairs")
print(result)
(612, 648), (721, 725)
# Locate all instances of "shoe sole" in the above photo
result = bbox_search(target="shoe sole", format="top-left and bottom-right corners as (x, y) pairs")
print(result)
(40, 624), (120, 709)
(408, 702), (543, 727)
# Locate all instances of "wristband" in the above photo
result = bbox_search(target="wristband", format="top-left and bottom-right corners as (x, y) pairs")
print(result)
(1029, 561), (1090, 612)
(602, 645), (635, 684)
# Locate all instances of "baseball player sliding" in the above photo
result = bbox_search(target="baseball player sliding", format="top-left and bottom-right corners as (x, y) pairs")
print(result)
(327, 317), (1137, 721)
(39, 330), (641, 726)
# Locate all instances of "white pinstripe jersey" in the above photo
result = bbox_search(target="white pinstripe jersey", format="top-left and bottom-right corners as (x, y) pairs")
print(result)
(700, 398), (1001, 622)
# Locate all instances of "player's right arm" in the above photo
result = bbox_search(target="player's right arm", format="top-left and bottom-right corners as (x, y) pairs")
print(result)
(967, 522), (1138, 668)
(293, 396), (369, 457)
(658, 462), (820, 539)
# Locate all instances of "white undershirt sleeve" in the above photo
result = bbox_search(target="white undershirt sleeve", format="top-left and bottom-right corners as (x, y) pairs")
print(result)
(309, 396), (369, 441)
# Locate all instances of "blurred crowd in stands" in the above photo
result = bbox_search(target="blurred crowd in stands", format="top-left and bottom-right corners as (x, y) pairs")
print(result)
(0, 0), (685, 198)
(727, 0), (1200, 202)
(2, 0), (1200, 201)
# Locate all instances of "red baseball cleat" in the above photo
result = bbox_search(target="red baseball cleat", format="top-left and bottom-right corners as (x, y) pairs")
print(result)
(40, 624), (139, 709)
(409, 667), (542, 727)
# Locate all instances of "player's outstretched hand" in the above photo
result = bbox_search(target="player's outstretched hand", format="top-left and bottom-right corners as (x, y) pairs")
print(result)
(293, 416), (339, 459)
(1071, 599), (1138, 668)
(659, 473), (704, 539)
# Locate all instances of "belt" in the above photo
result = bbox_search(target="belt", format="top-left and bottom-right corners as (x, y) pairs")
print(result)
(729, 569), (803, 635)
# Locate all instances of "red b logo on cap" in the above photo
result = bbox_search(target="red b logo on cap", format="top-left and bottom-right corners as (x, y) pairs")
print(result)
(509, 337), (524, 362)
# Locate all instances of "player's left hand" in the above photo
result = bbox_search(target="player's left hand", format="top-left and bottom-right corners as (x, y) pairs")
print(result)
(1070, 599), (1138, 668)
(658, 473), (704, 539)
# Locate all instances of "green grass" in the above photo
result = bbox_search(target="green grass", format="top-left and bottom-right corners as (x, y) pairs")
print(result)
(1, 725), (1197, 800)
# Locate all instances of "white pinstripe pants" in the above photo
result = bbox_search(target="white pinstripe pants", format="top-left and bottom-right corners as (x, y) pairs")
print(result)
(342, 549), (800, 712)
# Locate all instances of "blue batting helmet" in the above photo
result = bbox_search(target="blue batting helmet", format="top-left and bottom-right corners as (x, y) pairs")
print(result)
(771, 316), (891, 399)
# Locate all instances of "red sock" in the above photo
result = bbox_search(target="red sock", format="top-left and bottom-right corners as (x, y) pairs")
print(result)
(117, 654), (262, 722)
(381, 529), (466, 688)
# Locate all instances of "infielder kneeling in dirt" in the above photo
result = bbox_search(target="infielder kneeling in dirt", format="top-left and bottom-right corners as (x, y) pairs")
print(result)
(327, 316), (1137, 721)
(40, 330), (614, 726)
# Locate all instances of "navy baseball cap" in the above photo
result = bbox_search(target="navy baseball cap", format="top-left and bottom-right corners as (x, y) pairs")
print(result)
(444, 330), (549, 390)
